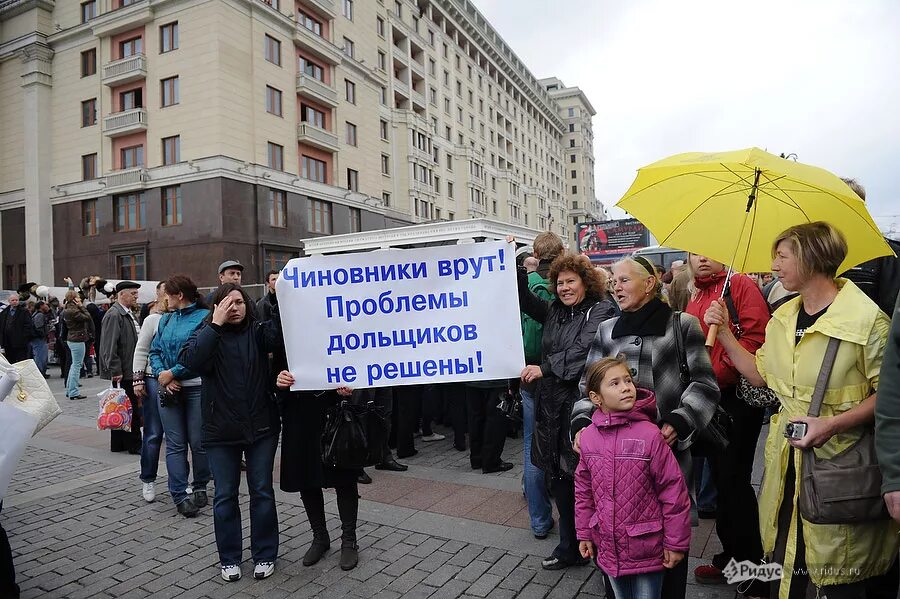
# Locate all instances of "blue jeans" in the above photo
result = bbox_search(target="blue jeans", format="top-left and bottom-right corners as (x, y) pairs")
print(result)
(607, 569), (664, 599)
(139, 377), (164, 483)
(158, 386), (209, 505)
(521, 387), (552, 535)
(206, 434), (279, 566)
(694, 456), (717, 512)
(29, 339), (48, 375)
(65, 341), (85, 398)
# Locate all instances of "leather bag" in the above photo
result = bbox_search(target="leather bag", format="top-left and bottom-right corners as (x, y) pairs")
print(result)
(321, 399), (388, 469)
(0, 357), (62, 436)
(798, 337), (889, 524)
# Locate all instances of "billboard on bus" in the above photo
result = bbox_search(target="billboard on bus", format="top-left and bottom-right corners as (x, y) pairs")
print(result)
(577, 219), (651, 263)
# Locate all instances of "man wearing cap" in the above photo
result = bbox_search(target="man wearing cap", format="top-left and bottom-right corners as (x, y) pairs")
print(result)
(207, 260), (257, 319)
(0, 293), (36, 363)
(99, 281), (143, 453)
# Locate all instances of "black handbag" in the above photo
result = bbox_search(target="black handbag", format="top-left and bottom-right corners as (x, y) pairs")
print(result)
(674, 311), (732, 454)
(321, 399), (388, 469)
(722, 291), (780, 409)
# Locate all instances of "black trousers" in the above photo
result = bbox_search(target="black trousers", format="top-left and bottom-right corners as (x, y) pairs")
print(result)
(360, 387), (394, 464)
(710, 387), (766, 568)
(550, 476), (578, 561)
(465, 386), (508, 470)
(393, 385), (423, 457)
(110, 379), (142, 453)
(419, 384), (441, 437)
(0, 503), (19, 599)
(444, 383), (468, 450)
(300, 483), (359, 543)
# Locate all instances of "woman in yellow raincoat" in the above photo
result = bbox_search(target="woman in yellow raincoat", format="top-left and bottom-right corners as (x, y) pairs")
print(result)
(704, 221), (899, 599)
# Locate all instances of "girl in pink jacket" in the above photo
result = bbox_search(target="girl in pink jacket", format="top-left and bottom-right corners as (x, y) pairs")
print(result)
(575, 356), (691, 599)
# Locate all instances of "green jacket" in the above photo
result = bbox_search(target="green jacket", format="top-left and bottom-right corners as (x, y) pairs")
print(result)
(876, 291), (900, 493)
(521, 271), (554, 364)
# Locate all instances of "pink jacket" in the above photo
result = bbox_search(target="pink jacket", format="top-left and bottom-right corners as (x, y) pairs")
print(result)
(574, 388), (691, 577)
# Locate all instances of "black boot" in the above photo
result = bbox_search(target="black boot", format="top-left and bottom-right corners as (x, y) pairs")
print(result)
(336, 483), (359, 571)
(300, 488), (330, 566)
(339, 538), (358, 571)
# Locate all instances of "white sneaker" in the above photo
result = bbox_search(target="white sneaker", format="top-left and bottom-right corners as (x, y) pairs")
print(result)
(185, 486), (193, 495)
(141, 482), (156, 503)
(221, 564), (241, 582)
(253, 561), (275, 579)
(421, 433), (446, 442)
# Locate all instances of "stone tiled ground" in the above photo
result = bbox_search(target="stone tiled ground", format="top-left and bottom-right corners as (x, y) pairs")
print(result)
(2, 369), (740, 598)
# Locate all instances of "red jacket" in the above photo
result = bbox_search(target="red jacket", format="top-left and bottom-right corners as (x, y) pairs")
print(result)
(685, 272), (770, 388)
(574, 389), (691, 577)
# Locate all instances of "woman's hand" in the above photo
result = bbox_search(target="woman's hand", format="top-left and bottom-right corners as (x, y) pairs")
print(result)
(276, 370), (295, 389)
(578, 540), (595, 559)
(787, 416), (836, 449)
(884, 491), (900, 524)
(336, 386), (353, 397)
(663, 549), (684, 569)
(166, 381), (182, 393)
(703, 299), (729, 330)
(573, 429), (583, 454)
(505, 235), (516, 244)
(158, 369), (174, 386)
(521, 365), (543, 384)
(133, 383), (146, 399)
(211, 296), (234, 326)
(660, 423), (678, 447)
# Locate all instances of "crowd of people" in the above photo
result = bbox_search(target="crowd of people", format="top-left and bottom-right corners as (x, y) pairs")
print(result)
(2, 213), (900, 598)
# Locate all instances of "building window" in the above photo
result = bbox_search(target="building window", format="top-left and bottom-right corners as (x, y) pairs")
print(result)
(345, 79), (356, 103)
(380, 86), (386, 106)
(120, 36), (142, 58)
(82, 199), (98, 236)
(393, 0), (401, 18)
(342, 37), (354, 58)
(569, 139), (575, 148)
(376, 17), (385, 37)
(81, 99), (96, 127)
(301, 104), (325, 128)
(298, 10), (322, 35)
(381, 154), (390, 174)
(568, 107), (575, 117)
(568, 123), (575, 133)
(160, 22), (178, 53)
(162, 135), (180, 165)
(301, 155), (327, 183)
(380, 119), (388, 140)
(120, 88), (143, 110)
(308, 199), (332, 233)
(264, 34), (281, 65)
(161, 185), (182, 226)
(382, 192), (391, 206)
(160, 76), (179, 107)
(267, 142), (284, 170)
(345, 122), (357, 146)
(266, 85), (283, 116)
(264, 249), (298, 271)
(572, 185), (577, 194)
(120, 145), (144, 169)
(116, 253), (146, 280)
(299, 57), (324, 81)
(347, 168), (359, 191)
(350, 207), (361, 233)
(81, 1), (97, 23)
(114, 193), (145, 231)
(571, 169), (577, 178)
(342, 0), (353, 21)
(377, 50), (386, 71)
(269, 189), (287, 228)
(429, 58), (436, 76)
(81, 49), (96, 77)
(447, 182), (454, 198)
(82, 153), (98, 180)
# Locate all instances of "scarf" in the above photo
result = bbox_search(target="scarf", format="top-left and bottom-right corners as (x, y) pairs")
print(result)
(611, 296), (671, 339)
(693, 271), (726, 291)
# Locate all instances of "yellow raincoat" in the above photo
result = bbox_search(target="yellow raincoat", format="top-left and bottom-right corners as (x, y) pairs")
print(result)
(755, 279), (898, 597)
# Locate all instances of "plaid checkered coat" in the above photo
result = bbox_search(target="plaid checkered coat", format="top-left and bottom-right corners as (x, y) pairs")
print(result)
(571, 309), (720, 478)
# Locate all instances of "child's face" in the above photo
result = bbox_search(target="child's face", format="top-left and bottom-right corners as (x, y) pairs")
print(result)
(588, 364), (637, 413)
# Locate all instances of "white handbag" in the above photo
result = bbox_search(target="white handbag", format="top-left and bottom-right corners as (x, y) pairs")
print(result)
(0, 356), (62, 436)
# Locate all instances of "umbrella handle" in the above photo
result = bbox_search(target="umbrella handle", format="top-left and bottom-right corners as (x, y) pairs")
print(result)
(705, 324), (718, 348)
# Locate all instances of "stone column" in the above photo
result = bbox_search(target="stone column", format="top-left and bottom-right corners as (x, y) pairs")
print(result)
(19, 42), (55, 284)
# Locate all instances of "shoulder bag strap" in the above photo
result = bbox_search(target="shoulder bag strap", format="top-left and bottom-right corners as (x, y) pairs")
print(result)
(723, 286), (742, 338)
(673, 311), (690, 384)
(807, 337), (841, 417)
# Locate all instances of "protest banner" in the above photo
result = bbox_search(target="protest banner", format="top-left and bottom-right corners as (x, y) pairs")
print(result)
(276, 240), (525, 390)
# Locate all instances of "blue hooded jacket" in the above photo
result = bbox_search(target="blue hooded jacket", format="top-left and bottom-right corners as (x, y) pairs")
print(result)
(148, 303), (209, 379)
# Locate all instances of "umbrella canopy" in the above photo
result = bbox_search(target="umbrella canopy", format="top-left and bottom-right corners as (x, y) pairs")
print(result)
(616, 147), (894, 274)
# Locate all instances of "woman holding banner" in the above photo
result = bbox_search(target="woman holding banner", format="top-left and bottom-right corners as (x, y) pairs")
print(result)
(516, 251), (617, 570)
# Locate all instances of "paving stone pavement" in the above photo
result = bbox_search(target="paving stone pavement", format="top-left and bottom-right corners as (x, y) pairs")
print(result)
(2, 368), (744, 598)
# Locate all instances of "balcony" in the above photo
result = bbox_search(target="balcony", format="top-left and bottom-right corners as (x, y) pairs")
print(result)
(296, 73), (338, 107)
(90, 0), (153, 38)
(102, 54), (147, 87)
(297, 123), (339, 152)
(106, 167), (148, 189)
(393, 79), (410, 97)
(103, 108), (148, 137)
(298, 0), (336, 19)
(294, 23), (343, 65)
(410, 89), (426, 110)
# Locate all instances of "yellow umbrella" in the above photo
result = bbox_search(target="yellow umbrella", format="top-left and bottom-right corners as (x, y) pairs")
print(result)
(616, 147), (893, 275)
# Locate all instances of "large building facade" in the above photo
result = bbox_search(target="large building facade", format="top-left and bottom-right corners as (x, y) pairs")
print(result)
(0, 0), (602, 288)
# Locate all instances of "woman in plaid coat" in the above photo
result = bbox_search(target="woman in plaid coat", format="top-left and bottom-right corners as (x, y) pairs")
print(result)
(571, 256), (720, 599)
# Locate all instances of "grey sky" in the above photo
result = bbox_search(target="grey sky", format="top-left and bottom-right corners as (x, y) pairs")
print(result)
(474, 0), (900, 235)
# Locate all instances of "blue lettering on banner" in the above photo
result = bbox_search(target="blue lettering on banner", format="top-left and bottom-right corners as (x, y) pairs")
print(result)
(325, 365), (357, 383)
(325, 291), (470, 323)
(435, 248), (506, 281)
(326, 324), (479, 355)
(365, 351), (484, 385)
(295, 261), (428, 287)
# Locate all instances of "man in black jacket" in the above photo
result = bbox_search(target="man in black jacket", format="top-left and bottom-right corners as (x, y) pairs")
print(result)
(0, 294), (35, 363)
